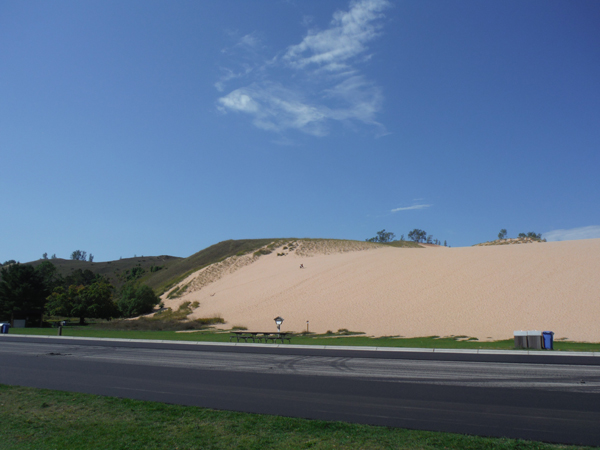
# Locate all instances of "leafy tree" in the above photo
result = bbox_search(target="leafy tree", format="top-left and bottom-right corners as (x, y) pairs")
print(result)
(35, 261), (62, 292)
(426, 235), (433, 244)
(46, 280), (117, 325)
(71, 250), (87, 261)
(3, 260), (17, 266)
(0, 263), (49, 320)
(366, 229), (396, 243)
(125, 267), (145, 282)
(88, 254), (94, 262)
(408, 229), (427, 243)
(498, 229), (507, 240)
(64, 269), (98, 287)
(518, 232), (542, 240)
(444, 240), (447, 247)
(117, 284), (160, 318)
(42, 252), (48, 259)
(51, 254), (57, 259)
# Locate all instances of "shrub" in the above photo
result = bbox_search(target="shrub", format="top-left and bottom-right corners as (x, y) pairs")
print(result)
(93, 315), (224, 331)
(118, 284), (160, 318)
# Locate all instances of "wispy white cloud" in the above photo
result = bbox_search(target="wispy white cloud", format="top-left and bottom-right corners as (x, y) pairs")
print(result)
(283, 0), (388, 72)
(391, 204), (431, 213)
(216, 0), (390, 137)
(214, 65), (254, 92)
(218, 83), (329, 136)
(543, 225), (600, 242)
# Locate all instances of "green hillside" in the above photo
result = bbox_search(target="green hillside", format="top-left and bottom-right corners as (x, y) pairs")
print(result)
(27, 256), (182, 291)
(143, 238), (290, 295)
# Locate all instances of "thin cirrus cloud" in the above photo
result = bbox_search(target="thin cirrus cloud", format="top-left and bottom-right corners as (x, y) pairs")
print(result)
(543, 225), (600, 242)
(391, 204), (431, 213)
(216, 0), (390, 137)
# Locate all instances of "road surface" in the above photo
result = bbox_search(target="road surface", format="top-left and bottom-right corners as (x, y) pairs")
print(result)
(1, 336), (599, 446)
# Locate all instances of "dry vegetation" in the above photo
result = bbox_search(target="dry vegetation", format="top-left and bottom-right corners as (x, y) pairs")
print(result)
(473, 237), (547, 246)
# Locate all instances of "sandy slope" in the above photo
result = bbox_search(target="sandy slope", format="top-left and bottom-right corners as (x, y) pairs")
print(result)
(164, 239), (600, 341)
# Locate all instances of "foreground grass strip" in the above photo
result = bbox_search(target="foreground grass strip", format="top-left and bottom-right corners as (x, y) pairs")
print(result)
(0, 385), (593, 450)
(8, 327), (600, 352)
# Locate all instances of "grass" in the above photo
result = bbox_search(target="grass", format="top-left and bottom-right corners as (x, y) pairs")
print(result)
(166, 282), (190, 299)
(7, 327), (600, 352)
(384, 240), (423, 248)
(0, 384), (594, 450)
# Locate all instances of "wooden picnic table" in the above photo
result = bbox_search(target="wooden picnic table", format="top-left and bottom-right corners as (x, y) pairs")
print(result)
(229, 331), (291, 344)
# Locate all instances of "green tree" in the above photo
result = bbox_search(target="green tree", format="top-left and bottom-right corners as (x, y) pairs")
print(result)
(125, 266), (145, 282)
(366, 229), (396, 243)
(46, 281), (117, 325)
(518, 232), (542, 239)
(408, 229), (427, 243)
(0, 263), (49, 320)
(498, 229), (507, 240)
(35, 261), (62, 292)
(64, 269), (98, 287)
(117, 284), (160, 317)
(70, 250), (87, 261)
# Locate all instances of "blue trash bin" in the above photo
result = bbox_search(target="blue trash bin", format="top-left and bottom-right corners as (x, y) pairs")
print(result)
(542, 331), (554, 350)
(0, 323), (10, 334)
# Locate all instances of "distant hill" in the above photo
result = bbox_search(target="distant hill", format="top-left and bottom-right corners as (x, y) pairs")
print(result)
(27, 255), (182, 291)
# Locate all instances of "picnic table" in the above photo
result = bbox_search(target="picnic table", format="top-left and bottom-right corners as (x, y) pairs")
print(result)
(229, 331), (292, 344)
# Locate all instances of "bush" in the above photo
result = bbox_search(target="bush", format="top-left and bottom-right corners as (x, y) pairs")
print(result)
(118, 284), (160, 318)
(93, 316), (224, 331)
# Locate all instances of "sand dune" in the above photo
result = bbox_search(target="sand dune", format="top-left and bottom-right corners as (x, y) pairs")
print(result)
(162, 239), (600, 341)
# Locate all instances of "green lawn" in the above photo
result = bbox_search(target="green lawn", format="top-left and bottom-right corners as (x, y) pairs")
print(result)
(8, 326), (600, 352)
(0, 384), (594, 450)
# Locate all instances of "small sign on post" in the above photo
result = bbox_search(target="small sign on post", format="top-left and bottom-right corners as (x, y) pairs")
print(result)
(274, 316), (284, 333)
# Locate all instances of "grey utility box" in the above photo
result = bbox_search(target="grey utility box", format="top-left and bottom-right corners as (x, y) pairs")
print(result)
(514, 331), (527, 349)
(527, 331), (543, 350)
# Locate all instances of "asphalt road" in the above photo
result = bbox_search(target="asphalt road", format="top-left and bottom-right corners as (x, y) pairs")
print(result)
(1, 336), (600, 446)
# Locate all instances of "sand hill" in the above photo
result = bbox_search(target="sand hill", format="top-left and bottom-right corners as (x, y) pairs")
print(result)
(161, 238), (600, 342)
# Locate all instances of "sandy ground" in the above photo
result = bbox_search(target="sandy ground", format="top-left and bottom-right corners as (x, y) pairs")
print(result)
(162, 239), (600, 341)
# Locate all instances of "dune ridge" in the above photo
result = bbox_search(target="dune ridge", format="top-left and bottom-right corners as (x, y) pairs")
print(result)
(161, 238), (600, 341)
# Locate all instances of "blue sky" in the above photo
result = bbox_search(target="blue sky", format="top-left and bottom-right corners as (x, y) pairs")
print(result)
(1, 0), (599, 262)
